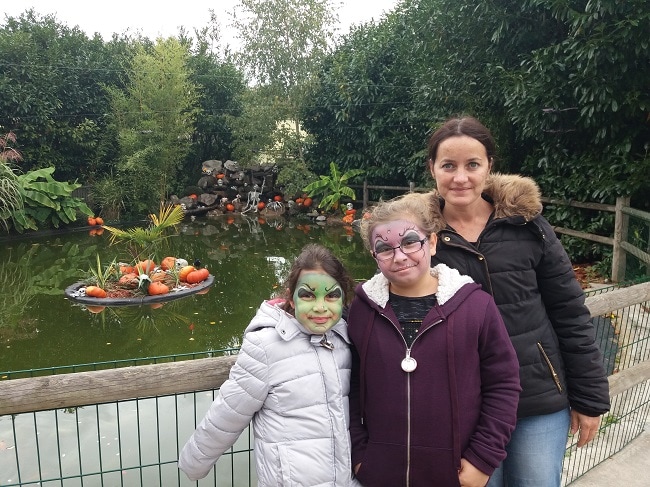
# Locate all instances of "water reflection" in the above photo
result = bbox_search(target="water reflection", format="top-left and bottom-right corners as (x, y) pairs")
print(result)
(0, 215), (377, 373)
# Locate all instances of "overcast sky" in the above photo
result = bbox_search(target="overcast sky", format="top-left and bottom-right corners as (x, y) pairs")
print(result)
(1, 1), (401, 43)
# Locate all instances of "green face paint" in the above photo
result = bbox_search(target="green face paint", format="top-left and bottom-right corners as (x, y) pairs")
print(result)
(291, 270), (344, 334)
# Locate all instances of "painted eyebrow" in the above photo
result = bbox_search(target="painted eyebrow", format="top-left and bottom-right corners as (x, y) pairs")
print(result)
(374, 224), (420, 242)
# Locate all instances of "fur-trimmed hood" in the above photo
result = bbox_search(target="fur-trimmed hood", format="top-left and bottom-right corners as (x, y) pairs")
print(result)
(432, 173), (542, 221)
(360, 263), (474, 309)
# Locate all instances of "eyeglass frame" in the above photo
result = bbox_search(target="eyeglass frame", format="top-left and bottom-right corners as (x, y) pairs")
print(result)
(371, 237), (428, 261)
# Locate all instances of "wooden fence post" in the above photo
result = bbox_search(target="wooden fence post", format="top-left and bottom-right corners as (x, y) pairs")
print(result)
(612, 196), (631, 282)
(409, 181), (415, 193)
(363, 180), (369, 209)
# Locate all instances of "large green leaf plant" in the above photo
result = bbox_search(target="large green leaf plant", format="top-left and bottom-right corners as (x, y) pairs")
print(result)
(303, 162), (364, 213)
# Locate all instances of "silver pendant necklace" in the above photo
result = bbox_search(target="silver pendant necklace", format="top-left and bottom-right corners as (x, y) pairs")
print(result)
(401, 350), (417, 372)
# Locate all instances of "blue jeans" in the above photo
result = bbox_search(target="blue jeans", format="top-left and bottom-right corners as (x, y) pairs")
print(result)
(487, 408), (571, 487)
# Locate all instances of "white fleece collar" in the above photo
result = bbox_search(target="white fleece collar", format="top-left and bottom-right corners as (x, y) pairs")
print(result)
(361, 263), (474, 308)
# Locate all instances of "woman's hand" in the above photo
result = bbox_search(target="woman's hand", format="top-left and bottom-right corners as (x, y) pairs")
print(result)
(571, 410), (601, 447)
(458, 458), (489, 487)
(354, 463), (361, 475)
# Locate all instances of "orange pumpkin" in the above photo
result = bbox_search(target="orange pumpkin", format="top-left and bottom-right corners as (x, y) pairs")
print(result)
(226, 203), (235, 212)
(295, 198), (304, 205)
(95, 216), (104, 225)
(186, 268), (209, 284)
(257, 201), (266, 210)
(148, 281), (170, 295)
(161, 256), (176, 271)
(87, 216), (97, 226)
(179, 265), (196, 282)
(85, 286), (107, 298)
(136, 260), (156, 274)
(273, 195), (283, 202)
(120, 265), (136, 275)
(303, 197), (313, 207)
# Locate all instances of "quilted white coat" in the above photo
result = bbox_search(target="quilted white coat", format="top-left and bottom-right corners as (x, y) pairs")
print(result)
(178, 300), (360, 486)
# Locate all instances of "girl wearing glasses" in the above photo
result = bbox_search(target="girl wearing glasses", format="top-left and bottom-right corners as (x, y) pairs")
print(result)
(347, 192), (521, 487)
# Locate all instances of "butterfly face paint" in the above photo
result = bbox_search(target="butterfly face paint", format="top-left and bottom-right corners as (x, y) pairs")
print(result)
(291, 270), (344, 334)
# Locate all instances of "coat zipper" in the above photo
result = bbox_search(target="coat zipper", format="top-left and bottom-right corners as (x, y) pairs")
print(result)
(537, 342), (563, 393)
(380, 312), (443, 486)
(440, 230), (494, 296)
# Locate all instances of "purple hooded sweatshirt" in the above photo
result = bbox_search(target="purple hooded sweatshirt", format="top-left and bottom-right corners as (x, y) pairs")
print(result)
(348, 264), (521, 487)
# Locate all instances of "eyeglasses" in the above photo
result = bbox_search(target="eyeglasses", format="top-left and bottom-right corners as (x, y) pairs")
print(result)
(372, 238), (427, 261)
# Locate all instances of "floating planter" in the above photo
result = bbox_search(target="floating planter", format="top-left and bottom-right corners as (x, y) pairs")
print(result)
(64, 274), (214, 306)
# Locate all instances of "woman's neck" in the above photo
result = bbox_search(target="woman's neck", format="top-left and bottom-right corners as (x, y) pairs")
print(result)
(442, 198), (493, 242)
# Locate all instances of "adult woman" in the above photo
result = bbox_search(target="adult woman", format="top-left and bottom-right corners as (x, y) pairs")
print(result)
(427, 116), (610, 487)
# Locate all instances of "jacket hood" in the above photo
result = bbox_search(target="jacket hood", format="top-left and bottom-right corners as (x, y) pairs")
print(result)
(245, 300), (351, 344)
(432, 173), (542, 221)
(360, 263), (475, 309)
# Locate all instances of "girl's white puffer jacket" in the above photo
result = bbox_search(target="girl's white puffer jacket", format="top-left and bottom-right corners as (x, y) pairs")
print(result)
(178, 301), (360, 486)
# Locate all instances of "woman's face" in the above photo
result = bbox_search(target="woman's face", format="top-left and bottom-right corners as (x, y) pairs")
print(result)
(290, 269), (344, 334)
(429, 135), (492, 209)
(371, 218), (436, 295)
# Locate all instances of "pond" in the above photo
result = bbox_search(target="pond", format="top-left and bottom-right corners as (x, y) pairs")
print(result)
(0, 215), (377, 375)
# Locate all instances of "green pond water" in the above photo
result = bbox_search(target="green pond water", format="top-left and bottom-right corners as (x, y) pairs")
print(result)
(0, 214), (377, 375)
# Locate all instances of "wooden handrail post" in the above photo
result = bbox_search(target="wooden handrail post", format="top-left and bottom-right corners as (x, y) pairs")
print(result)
(612, 196), (631, 282)
(363, 180), (369, 210)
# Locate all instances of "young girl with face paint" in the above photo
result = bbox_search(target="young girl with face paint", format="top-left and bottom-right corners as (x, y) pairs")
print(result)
(347, 192), (521, 487)
(179, 244), (361, 486)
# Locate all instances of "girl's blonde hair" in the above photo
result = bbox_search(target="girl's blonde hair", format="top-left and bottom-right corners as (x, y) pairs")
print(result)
(360, 192), (443, 251)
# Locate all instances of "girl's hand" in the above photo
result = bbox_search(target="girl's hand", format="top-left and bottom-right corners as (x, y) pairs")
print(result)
(354, 463), (361, 475)
(458, 458), (489, 487)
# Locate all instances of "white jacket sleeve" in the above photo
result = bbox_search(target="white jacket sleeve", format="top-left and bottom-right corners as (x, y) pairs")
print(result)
(178, 332), (270, 480)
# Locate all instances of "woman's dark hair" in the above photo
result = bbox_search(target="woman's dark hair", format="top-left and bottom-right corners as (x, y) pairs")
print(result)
(280, 244), (356, 313)
(427, 116), (497, 165)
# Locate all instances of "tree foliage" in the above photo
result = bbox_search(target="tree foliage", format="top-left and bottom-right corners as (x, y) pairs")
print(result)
(105, 38), (199, 215)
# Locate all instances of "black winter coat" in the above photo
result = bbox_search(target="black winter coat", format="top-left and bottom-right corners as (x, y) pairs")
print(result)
(431, 174), (610, 418)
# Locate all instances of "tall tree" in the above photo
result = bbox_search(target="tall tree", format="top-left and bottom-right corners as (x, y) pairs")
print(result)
(231, 0), (339, 163)
(106, 38), (198, 215)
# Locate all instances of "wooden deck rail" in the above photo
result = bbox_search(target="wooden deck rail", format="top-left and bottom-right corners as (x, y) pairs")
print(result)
(1, 282), (649, 417)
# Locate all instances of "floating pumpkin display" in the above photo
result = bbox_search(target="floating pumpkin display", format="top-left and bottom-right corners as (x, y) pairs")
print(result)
(179, 265), (196, 282)
(161, 256), (176, 271)
(85, 286), (107, 298)
(185, 268), (210, 284)
(150, 271), (168, 282)
(302, 197), (313, 207)
(148, 281), (170, 295)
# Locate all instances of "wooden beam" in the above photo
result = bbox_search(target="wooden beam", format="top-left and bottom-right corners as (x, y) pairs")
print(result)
(0, 356), (237, 416)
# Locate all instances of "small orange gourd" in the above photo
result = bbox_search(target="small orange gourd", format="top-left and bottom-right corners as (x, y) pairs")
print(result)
(186, 268), (209, 284)
(148, 281), (170, 295)
(257, 201), (266, 210)
(161, 256), (176, 271)
(95, 216), (104, 225)
(87, 216), (97, 226)
(136, 260), (156, 274)
(303, 197), (313, 207)
(178, 265), (196, 282)
(85, 286), (107, 298)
